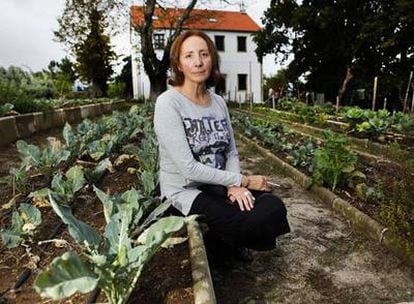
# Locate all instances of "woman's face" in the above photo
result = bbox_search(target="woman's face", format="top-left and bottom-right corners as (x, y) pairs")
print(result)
(178, 35), (212, 85)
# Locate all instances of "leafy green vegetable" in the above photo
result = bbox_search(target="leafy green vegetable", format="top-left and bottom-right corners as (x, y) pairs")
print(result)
(16, 139), (70, 175)
(0, 203), (42, 248)
(34, 252), (98, 300)
(9, 166), (28, 194)
(35, 193), (189, 304)
(30, 165), (86, 206)
(312, 130), (364, 191)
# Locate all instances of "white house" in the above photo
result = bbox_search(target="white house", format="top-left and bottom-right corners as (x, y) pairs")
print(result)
(130, 6), (263, 103)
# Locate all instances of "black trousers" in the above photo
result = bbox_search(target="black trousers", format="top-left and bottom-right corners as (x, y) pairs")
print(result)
(188, 185), (290, 253)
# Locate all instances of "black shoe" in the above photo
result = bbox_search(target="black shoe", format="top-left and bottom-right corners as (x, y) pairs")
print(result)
(234, 247), (254, 263)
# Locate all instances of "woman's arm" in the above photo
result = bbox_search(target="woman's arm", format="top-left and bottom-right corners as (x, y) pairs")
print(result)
(154, 96), (242, 186)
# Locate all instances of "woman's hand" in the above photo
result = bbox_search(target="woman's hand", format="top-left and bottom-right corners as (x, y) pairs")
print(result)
(227, 186), (255, 211)
(245, 175), (272, 192)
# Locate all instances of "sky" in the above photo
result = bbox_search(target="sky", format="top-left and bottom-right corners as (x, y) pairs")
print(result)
(0, 0), (281, 76)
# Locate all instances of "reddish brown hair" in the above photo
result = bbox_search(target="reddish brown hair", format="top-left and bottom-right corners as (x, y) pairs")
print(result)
(169, 31), (222, 87)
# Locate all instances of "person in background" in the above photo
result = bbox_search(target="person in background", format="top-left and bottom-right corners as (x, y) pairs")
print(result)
(154, 31), (290, 266)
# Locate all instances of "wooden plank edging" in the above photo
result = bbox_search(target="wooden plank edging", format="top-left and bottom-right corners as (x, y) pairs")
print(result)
(0, 101), (126, 147)
(237, 133), (414, 267)
(187, 221), (216, 304)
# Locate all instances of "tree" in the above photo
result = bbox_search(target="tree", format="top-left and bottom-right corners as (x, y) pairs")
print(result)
(131, 1), (198, 101)
(46, 57), (77, 98)
(55, 0), (123, 97)
(48, 57), (77, 83)
(255, 0), (414, 108)
(264, 68), (289, 99)
(0, 66), (33, 104)
(110, 56), (133, 99)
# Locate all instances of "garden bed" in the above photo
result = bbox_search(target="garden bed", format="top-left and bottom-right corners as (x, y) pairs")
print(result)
(0, 105), (214, 304)
(237, 108), (414, 157)
(232, 111), (414, 263)
(0, 153), (196, 303)
(0, 100), (128, 148)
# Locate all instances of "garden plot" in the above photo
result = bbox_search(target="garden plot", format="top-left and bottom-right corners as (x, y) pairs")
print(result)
(212, 139), (414, 304)
(0, 105), (194, 304)
(231, 111), (414, 260)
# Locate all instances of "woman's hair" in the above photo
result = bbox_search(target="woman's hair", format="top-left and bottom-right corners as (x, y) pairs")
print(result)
(169, 31), (222, 87)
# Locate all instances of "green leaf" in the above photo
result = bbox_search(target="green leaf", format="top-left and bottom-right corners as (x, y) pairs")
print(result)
(29, 187), (50, 198)
(20, 203), (42, 227)
(140, 201), (171, 230)
(139, 216), (185, 246)
(342, 164), (355, 173)
(51, 174), (65, 195)
(352, 170), (366, 179)
(65, 165), (86, 193)
(88, 140), (108, 161)
(104, 211), (131, 256)
(85, 158), (109, 184)
(93, 185), (114, 223)
(49, 193), (100, 248)
(140, 171), (156, 197)
(0, 203), (42, 248)
(62, 123), (76, 149)
(16, 140), (41, 168)
(0, 229), (22, 248)
(121, 188), (140, 212)
(34, 252), (98, 300)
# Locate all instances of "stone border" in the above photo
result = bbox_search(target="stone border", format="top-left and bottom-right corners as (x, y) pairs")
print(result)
(237, 133), (414, 267)
(187, 221), (216, 304)
(0, 101), (126, 147)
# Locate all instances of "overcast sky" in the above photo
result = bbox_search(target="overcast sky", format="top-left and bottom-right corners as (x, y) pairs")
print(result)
(0, 0), (280, 75)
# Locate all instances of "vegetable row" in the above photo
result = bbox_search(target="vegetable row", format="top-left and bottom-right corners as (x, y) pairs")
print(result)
(0, 104), (192, 304)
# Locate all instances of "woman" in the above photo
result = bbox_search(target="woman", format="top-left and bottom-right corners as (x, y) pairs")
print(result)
(154, 31), (290, 265)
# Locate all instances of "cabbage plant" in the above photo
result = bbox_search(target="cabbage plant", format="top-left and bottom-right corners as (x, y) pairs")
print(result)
(16, 139), (70, 176)
(29, 165), (86, 206)
(34, 193), (190, 304)
(0, 203), (42, 248)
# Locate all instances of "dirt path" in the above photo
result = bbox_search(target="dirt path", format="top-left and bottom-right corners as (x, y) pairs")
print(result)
(212, 140), (414, 304)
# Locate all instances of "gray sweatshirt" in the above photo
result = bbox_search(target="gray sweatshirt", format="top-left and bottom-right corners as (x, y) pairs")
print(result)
(154, 88), (242, 215)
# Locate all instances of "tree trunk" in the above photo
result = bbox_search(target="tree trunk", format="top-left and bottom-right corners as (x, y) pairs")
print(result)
(133, 0), (198, 102)
(90, 80), (103, 98)
(338, 67), (353, 105)
(149, 73), (167, 101)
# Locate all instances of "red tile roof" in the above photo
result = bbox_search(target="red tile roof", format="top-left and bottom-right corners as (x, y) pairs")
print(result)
(131, 6), (261, 32)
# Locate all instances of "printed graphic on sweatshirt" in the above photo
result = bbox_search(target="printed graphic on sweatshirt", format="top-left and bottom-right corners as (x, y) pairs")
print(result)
(183, 116), (230, 169)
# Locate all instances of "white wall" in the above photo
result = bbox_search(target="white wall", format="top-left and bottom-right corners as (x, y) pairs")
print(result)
(131, 29), (263, 103)
(211, 31), (262, 103)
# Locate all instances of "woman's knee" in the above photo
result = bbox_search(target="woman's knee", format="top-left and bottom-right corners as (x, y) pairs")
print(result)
(256, 193), (287, 216)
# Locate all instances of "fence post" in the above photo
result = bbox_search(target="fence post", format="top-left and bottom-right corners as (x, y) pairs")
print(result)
(411, 86), (414, 115)
(404, 71), (413, 112)
(336, 96), (340, 112)
(372, 76), (378, 111)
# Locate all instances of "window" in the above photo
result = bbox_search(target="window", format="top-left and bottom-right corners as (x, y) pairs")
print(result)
(215, 35), (225, 51)
(238, 74), (247, 91)
(237, 36), (247, 52)
(153, 33), (165, 49)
